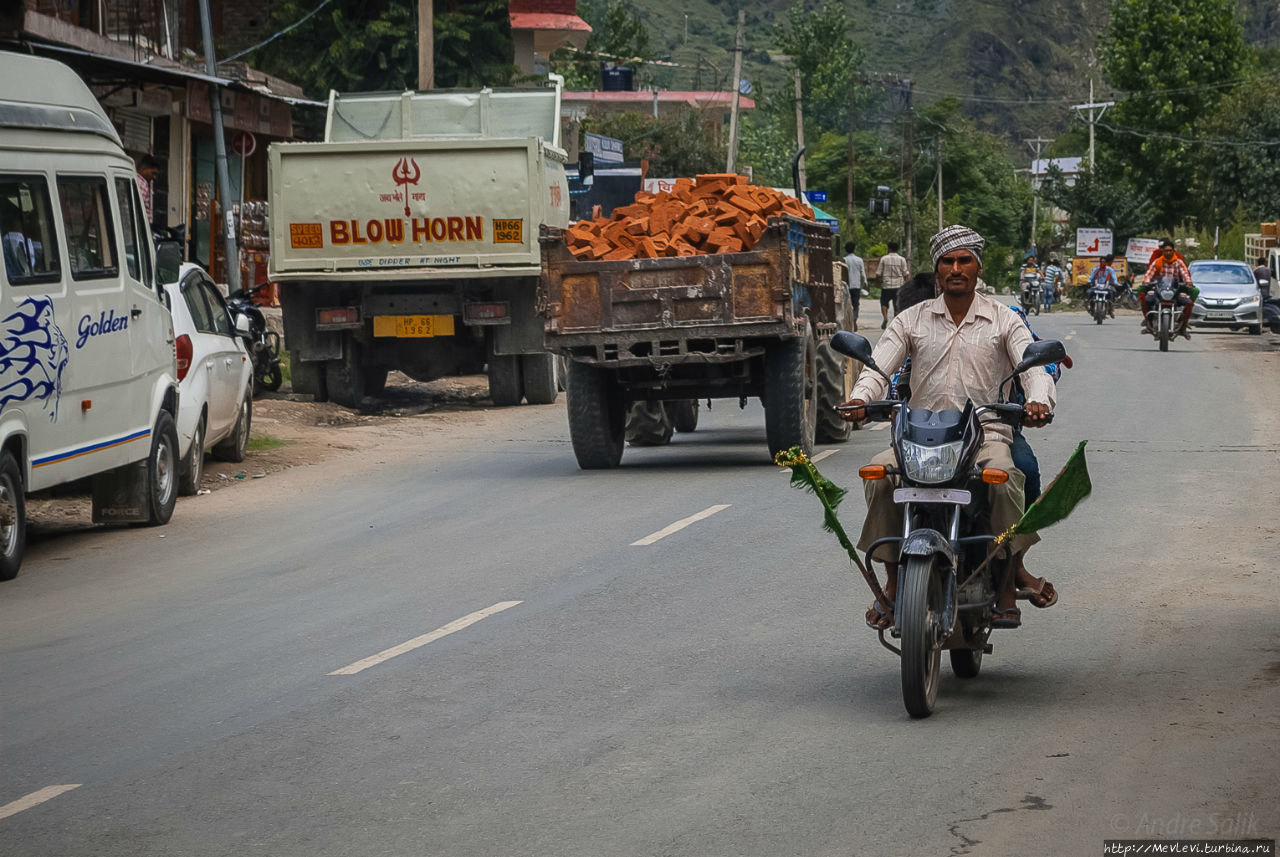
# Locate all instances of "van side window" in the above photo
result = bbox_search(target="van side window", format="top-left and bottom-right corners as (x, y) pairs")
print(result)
(113, 177), (141, 281)
(57, 176), (118, 280)
(1, 175), (61, 285)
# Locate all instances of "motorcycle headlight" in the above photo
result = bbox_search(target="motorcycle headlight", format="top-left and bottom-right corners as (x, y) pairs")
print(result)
(1159, 288), (1175, 300)
(900, 439), (964, 484)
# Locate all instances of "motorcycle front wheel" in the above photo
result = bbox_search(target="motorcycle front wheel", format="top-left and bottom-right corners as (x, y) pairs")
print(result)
(899, 554), (945, 718)
(1159, 309), (1171, 352)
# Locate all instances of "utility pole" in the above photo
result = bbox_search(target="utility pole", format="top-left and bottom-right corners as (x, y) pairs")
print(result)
(794, 68), (806, 194)
(1072, 80), (1114, 172)
(726, 10), (744, 173)
(902, 79), (914, 266)
(418, 0), (433, 89)
(1025, 136), (1052, 253)
(197, 0), (239, 292)
(936, 136), (943, 231)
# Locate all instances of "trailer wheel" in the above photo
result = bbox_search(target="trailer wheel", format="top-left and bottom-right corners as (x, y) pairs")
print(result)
(326, 336), (366, 408)
(566, 361), (625, 469)
(669, 400), (700, 433)
(764, 321), (817, 458)
(815, 305), (858, 443)
(625, 401), (674, 446)
(522, 353), (558, 405)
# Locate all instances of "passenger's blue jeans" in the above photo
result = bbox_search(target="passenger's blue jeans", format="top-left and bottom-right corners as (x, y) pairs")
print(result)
(1010, 431), (1041, 502)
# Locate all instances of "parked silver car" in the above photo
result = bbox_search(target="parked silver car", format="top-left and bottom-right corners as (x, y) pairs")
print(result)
(1189, 259), (1263, 335)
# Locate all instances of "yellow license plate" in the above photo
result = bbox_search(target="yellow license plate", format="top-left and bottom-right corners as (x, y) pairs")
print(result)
(373, 314), (456, 338)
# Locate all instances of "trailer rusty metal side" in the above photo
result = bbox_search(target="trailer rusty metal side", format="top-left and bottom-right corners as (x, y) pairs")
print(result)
(539, 216), (854, 468)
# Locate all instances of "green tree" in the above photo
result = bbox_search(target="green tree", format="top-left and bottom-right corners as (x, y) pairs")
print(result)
(1193, 78), (1280, 226)
(251, 0), (513, 99)
(582, 108), (725, 176)
(1098, 0), (1250, 228)
(552, 0), (652, 90)
(1037, 164), (1159, 249)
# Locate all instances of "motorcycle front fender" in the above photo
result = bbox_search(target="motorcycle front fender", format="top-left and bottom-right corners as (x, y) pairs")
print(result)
(901, 527), (956, 566)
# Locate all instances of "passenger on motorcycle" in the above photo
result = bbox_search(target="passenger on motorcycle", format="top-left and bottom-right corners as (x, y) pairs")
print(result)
(1139, 239), (1199, 339)
(838, 224), (1055, 631)
(1088, 254), (1119, 318)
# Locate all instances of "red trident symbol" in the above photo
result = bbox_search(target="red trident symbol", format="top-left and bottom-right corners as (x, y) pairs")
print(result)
(392, 157), (421, 216)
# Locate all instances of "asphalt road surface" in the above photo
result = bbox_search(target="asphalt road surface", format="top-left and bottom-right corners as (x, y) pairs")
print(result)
(2, 309), (1278, 856)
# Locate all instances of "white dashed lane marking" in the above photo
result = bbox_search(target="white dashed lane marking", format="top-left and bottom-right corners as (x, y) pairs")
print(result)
(0, 785), (81, 820)
(631, 505), (731, 546)
(330, 601), (523, 675)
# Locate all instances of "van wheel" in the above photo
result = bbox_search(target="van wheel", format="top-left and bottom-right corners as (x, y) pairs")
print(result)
(0, 451), (26, 581)
(178, 417), (205, 497)
(146, 412), (179, 526)
(215, 394), (252, 463)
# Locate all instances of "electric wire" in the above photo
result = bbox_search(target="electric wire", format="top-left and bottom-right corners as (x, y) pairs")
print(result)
(223, 0), (337, 62)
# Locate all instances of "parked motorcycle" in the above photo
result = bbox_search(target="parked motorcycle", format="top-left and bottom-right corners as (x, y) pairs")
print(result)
(225, 285), (283, 394)
(1019, 270), (1042, 316)
(831, 330), (1065, 718)
(1087, 283), (1111, 325)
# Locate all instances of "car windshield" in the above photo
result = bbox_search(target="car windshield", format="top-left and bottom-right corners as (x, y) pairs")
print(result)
(1190, 263), (1254, 284)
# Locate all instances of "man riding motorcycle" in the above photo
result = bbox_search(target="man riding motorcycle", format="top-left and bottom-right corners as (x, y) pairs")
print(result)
(1088, 254), (1120, 318)
(1139, 239), (1199, 339)
(838, 224), (1055, 631)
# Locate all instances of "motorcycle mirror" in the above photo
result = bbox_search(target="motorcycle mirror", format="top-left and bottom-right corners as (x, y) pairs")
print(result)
(1013, 339), (1067, 374)
(234, 313), (252, 337)
(829, 330), (890, 381)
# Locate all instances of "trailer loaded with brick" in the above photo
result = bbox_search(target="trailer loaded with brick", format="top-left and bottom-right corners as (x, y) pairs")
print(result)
(539, 175), (859, 468)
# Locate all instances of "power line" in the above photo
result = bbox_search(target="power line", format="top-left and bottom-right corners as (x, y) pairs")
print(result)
(223, 0), (336, 62)
(1094, 119), (1280, 147)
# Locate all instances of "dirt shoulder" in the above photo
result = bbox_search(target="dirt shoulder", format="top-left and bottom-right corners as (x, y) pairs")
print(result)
(25, 372), (494, 533)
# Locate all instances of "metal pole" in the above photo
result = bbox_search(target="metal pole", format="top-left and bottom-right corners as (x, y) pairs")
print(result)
(794, 69), (806, 194)
(1088, 79), (1095, 171)
(936, 136), (943, 231)
(422, 0), (437, 88)
(903, 80), (913, 267)
(197, 0), (240, 293)
(725, 10), (744, 173)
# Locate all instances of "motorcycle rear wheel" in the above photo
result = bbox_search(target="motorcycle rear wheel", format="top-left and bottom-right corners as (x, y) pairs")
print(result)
(950, 643), (983, 679)
(899, 554), (944, 718)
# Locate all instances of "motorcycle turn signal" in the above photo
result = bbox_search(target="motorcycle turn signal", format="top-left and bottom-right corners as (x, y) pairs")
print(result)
(981, 469), (1009, 484)
(859, 465), (888, 480)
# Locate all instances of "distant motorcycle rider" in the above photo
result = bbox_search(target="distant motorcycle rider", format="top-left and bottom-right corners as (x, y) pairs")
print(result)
(1088, 254), (1119, 318)
(1138, 239), (1198, 339)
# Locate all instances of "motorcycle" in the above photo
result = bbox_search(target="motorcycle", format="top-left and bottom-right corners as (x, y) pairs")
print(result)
(1144, 275), (1184, 353)
(1019, 270), (1042, 316)
(225, 284), (284, 394)
(831, 330), (1065, 718)
(1087, 283), (1111, 325)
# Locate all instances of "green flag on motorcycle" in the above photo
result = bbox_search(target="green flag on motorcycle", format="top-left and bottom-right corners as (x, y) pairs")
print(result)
(995, 439), (1092, 544)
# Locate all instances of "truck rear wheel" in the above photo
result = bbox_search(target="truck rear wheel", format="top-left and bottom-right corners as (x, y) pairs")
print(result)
(625, 402), (674, 446)
(764, 321), (817, 458)
(567, 361), (625, 469)
(522, 353), (558, 405)
(326, 337), (366, 408)
(487, 338), (523, 406)
(815, 306), (857, 444)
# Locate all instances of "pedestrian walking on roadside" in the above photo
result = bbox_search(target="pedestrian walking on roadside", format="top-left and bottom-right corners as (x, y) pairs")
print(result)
(1254, 256), (1272, 300)
(1042, 257), (1064, 313)
(876, 241), (909, 329)
(843, 241), (867, 332)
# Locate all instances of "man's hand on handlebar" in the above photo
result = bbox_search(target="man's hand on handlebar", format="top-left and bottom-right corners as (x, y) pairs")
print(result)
(1024, 401), (1051, 428)
(837, 398), (867, 425)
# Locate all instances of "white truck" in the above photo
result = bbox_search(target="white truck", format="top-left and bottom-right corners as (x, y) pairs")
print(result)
(268, 78), (580, 407)
(1244, 228), (1279, 280)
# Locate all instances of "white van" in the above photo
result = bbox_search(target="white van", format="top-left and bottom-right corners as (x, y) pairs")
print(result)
(0, 51), (181, 580)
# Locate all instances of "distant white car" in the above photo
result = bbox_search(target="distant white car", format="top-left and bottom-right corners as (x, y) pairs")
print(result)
(162, 263), (254, 495)
(1188, 259), (1264, 335)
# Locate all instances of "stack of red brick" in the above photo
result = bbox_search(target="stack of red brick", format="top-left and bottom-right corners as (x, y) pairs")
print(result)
(566, 174), (815, 261)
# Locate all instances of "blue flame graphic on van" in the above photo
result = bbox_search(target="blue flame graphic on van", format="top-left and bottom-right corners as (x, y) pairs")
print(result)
(1, 296), (70, 421)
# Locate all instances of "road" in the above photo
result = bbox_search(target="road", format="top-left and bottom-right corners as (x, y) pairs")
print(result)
(2, 310), (1278, 856)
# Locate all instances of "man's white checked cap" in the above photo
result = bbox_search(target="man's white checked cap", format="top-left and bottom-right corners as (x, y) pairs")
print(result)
(930, 224), (985, 270)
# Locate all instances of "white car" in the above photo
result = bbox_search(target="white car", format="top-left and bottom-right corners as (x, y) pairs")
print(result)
(162, 263), (254, 495)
